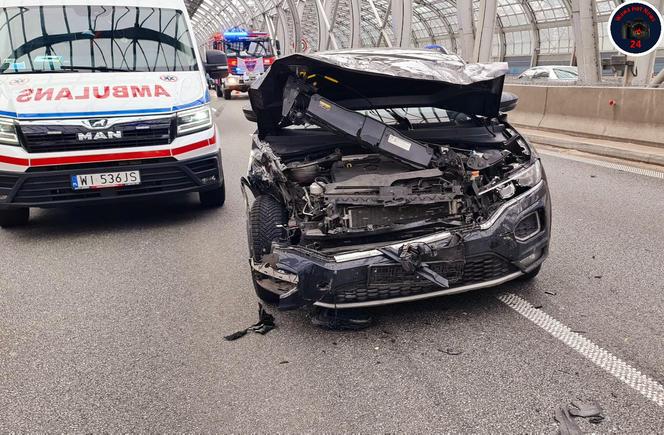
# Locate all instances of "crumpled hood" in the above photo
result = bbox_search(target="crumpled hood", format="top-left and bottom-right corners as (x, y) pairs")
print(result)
(250, 48), (509, 136)
(0, 71), (207, 119)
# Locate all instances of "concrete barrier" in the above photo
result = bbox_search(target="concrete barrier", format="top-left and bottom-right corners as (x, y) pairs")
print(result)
(504, 84), (664, 148)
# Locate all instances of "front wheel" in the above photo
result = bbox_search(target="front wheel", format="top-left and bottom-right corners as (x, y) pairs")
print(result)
(223, 89), (232, 100)
(215, 84), (223, 98)
(199, 184), (225, 208)
(0, 208), (30, 228)
(248, 195), (289, 303)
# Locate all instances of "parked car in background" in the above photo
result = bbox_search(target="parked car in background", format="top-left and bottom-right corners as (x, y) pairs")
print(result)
(518, 66), (578, 80)
(242, 49), (551, 310)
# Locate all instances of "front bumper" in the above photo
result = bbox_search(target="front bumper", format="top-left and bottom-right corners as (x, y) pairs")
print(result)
(0, 152), (224, 209)
(252, 180), (551, 309)
(224, 76), (255, 92)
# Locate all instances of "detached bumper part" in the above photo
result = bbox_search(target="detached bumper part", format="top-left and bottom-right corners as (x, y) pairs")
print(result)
(252, 180), (550, 309)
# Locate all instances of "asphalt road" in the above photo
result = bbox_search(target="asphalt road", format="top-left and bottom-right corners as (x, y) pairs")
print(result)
(1, 95), (663, 432)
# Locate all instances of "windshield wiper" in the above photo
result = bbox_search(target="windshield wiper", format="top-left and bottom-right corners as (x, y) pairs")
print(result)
(60, 65), (132, 72)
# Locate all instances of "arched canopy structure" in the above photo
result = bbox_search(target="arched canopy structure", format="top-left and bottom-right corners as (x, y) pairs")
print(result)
(186, 0), (664, 84)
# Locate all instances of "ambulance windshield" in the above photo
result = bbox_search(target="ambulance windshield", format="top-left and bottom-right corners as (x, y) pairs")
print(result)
(0, 6), (198, 74)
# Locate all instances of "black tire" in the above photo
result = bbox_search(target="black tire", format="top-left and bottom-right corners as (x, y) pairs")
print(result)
(199, 184), (225, 208)
(223, 89), (232, 100)
(248, 195), (289, 303)
(248, 195), (288, 261)
(215, 84), (223, 98)
(518, 264), (542, 281)
(0, 208), (29, 228)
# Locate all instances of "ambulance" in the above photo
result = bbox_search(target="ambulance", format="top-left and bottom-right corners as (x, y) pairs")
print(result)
(0, 0), (228, 227)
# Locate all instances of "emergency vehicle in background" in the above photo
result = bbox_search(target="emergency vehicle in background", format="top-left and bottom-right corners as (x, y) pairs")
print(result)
(0, 0), (229, 227)
(211, 28), (277, 100)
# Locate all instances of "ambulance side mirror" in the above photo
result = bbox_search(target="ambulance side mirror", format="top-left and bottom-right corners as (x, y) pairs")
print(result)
(205, 50), (229, 79)
(274, 39), (281, 56)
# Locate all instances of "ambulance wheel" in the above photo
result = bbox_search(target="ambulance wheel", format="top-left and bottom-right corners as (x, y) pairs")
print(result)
(215, 84), (223, 98)
(199, 184), (225, 208)
(0, 208), (29, 228)
(223, 89), (232, 100)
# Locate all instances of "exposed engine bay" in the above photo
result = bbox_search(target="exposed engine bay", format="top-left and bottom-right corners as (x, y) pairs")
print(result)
(248, 108), (536, 252)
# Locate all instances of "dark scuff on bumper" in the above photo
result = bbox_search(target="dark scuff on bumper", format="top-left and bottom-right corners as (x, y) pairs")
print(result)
(252, 179), (550, 310)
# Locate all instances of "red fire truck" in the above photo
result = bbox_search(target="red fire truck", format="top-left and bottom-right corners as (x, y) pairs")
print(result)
(211, 28), (276, 100)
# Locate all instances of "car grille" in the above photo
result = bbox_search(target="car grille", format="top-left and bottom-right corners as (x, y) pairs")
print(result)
(327, 254), (516, 304)
(0, 173), (19, 190)
(19, 117), (174, 153)
(9, 156), (219, 205)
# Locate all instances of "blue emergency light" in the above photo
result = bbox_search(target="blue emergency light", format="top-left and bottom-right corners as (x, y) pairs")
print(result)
(223, 31), (249, 41)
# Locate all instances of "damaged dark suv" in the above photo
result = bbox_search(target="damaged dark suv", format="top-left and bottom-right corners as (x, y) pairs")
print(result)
(242, 49), (550, 310)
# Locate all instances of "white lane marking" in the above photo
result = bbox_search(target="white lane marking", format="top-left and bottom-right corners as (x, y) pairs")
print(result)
(497, 292), (664, 407)
(537, 149), (664, 180)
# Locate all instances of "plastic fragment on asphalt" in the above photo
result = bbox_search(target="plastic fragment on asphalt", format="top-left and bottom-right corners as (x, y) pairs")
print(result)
(438, 348), (463, 355)
(545, 291), (557, 296)
(224, 303), (276, 341)
(569, 400), (604, 424)
(554, 408), (582, 435)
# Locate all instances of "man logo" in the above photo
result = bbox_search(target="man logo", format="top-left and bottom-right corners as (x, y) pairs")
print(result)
(83, 119), (109, 129)
(77, 131), (123, 141)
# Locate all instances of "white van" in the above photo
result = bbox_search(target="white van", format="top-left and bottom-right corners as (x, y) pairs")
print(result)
(0, 0), (228, 227)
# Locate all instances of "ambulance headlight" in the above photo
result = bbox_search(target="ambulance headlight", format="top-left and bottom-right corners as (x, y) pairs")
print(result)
(177, 106), (212, 136)
(0, 118), (19, 146)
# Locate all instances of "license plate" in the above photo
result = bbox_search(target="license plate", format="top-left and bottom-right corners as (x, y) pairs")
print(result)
(71, 170), (141, 190)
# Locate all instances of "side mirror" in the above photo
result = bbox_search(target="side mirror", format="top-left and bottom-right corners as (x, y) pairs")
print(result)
(243, 106), (257, 123)
(274, 39), (281, 56)
(500, 92), (519, 112)
(205, 50), (229, 79)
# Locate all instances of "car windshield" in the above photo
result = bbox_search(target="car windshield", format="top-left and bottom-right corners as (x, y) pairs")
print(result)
(363, 107), (465, 125)
(0, 6), (198, 74)
(224, 40), (273, 58)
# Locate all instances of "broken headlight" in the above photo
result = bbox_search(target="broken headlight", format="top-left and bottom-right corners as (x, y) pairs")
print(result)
(0, 118), (18, 146)
(514, 160), (542, 188)
(177, 106), (212, 136)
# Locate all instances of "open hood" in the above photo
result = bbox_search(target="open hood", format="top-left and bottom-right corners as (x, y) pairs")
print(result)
(0, 71), (207, 119)
(249, 48), (508, 137)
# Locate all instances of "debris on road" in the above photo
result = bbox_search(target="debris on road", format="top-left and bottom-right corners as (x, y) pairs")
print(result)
(438, 348), (463, 356)
(224, 304), (276, 341)
(555, 400), (605, 433)
(554, 407), (582, 435)
(569, 400), (604, 424)
(545, 291), (557, 296)
(594, 275), (602, 279)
